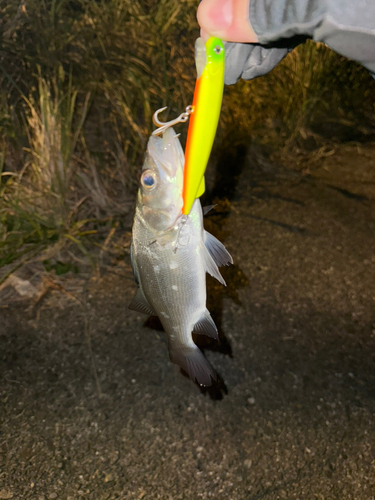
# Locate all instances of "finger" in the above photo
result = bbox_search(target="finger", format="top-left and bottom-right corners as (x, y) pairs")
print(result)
(200, 28), (210, 42)
(197, 0), (258, 43)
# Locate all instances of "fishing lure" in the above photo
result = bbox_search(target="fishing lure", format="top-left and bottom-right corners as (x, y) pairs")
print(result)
(182, 36), (225, 215)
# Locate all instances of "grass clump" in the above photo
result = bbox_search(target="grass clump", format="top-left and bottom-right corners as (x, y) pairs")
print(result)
(0, 0), (374, 283)
(221, 40), (375, 153)
(24, 73), (90, 224)
(0, 0), (198, 279)
(0, 71), (95, 277)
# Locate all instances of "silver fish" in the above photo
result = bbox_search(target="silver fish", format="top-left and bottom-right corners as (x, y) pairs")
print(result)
(130, 127), (232, 386)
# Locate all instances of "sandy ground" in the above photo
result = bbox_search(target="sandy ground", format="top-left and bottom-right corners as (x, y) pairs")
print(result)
(1, 142), (375, 500)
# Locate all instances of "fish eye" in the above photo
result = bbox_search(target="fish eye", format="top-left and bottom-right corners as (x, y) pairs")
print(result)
(141, 170), (157, 190)
(214, 45), (223, 54)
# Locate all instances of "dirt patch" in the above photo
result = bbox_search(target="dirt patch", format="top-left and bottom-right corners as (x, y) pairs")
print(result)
(1, 143), (375, 499)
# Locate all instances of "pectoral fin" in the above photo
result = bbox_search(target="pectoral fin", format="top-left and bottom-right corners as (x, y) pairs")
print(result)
(130, 243), (139, 285)
(129, 288), (156, 316)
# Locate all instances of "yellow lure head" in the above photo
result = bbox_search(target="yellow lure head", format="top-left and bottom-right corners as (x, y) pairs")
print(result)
(182, 37), (225, 215)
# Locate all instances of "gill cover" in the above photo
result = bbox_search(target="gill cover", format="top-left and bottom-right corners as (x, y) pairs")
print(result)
(182, 37), (225, 215)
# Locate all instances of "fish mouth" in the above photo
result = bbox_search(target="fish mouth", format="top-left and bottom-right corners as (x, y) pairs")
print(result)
(148, 127), (184, 179)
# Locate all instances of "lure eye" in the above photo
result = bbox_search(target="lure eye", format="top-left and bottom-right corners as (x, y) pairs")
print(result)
(141, 170), (157, 190)
(214, 45), (223, 54)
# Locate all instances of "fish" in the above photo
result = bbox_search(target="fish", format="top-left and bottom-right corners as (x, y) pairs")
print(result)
(129, 127), (232, 386)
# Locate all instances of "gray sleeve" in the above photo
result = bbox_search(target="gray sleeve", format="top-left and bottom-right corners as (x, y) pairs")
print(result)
(225, 0), (375, 84)
(224, 43), (290, 85)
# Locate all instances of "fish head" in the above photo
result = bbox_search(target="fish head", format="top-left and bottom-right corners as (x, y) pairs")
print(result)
(137, 127), (184, 232)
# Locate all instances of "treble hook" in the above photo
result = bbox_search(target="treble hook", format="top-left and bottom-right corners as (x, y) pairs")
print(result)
(152, 105), (193, 136)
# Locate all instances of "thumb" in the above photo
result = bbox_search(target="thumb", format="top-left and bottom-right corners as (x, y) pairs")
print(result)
(197, 0), (258, 43)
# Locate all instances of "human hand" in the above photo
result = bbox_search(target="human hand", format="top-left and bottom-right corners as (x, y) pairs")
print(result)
(197, 0), (258, 43)
(197, 0), (375, 84)
(197, 0), (289, 84)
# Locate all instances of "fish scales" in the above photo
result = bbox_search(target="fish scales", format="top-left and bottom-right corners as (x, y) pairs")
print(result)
(130, 127), (232, 386)
(132, 202), (206, 341)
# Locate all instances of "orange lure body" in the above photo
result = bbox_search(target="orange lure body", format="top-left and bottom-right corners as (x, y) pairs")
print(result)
(182, 37), (225, 215)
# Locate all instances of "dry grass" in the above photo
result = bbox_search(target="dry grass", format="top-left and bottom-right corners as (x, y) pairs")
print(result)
(220, 41), (375, 152)
(0, 0), (374, 283)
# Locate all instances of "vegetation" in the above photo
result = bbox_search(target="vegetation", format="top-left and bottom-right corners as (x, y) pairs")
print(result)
(0, 0), (374, 281)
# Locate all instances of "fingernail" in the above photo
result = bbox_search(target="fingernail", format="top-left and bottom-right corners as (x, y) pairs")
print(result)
(204, 0), (233, 31)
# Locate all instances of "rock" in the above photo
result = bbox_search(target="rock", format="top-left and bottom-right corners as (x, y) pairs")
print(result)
(104, 472), (114, 483)
(6, 274), (39, 299)
(0, 490), (13, 500)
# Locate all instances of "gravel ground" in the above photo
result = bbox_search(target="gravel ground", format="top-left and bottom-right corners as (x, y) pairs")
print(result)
(1, 142), (375, 500)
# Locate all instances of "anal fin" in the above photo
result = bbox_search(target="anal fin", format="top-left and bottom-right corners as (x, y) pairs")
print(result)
(129, 288), (155, 316)
(193, 310), (218, 340)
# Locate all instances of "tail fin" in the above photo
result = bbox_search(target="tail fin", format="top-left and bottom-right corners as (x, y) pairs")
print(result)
(169, 345), (216, 386)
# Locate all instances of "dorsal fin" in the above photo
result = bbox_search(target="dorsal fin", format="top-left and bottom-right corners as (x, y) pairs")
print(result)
(203, 204), (217, 216)
(193, 310), (218, 340)
(200, 241), (226, 285)
(204, 230), (233, 267)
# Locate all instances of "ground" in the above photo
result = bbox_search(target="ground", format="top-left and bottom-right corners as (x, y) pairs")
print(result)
(1, 142), (375, 500)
